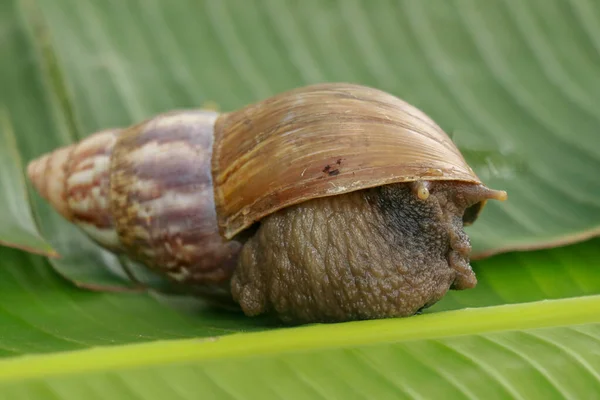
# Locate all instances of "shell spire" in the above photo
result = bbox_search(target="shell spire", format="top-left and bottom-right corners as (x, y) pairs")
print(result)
(27, 111), (243, 289)
(27, 146), (74, 221)
(27, 129), (123, 251)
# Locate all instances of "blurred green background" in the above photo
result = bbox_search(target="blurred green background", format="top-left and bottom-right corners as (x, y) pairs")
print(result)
(0, 0), (599, 398)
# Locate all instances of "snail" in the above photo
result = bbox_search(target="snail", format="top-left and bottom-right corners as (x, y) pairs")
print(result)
(27, 83), (507, 324)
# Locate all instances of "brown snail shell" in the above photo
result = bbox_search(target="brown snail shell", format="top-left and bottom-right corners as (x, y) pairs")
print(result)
(213, 83), (496, 238)
(27, 83), (507, 323)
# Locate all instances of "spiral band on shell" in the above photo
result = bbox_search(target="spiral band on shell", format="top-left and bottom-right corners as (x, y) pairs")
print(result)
(109, 110), (241, 284)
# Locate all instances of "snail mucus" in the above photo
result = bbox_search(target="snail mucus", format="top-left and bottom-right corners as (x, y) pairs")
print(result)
(27, 83), (507, 324)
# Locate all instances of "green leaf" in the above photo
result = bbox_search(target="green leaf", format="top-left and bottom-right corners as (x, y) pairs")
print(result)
(431, 237), (600, 312)
(0, 0), (129, 289)
(0, 246), (274, 357)
(1, 0), (179, 291)
(0, 244), (597, 398)
(3, 322), (599, 400)
(0, 109), (55, 257)
(0, 237), (597, 357)
(0, 237), (598, 397)
(2, 0), (600, 398)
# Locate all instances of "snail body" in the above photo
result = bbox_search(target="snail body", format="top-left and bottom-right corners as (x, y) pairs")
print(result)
(27, 83), (506, 323)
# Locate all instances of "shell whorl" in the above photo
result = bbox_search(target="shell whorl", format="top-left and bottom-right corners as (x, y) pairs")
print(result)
(27, 110), (242, 286)
(27, 129), (122, 251)
(109, 110), (241, 284)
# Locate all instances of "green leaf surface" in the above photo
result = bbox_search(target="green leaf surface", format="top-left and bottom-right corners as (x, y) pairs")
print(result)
(6, 226), (596, 398)
(2, 322), (599, 400)
(2, 0), (600, 398)
(431, 237), (600, 312)
(0, 0), (189, 292)
(0, 0), (142, 290)
(0, 246), (273, 357)
(0, 110), (55, 257)
(0, 237), (598, 398)
(0, 236), (597, 357)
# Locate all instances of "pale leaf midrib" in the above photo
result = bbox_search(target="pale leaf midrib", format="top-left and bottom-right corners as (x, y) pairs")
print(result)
(0, 295), (598, 384)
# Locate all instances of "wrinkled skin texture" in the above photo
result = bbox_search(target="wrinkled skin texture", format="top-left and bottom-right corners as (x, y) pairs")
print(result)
(231, 181), (481, 324)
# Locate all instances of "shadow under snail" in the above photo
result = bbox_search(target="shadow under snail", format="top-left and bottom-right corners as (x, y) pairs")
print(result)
(27, 83), (507, 324)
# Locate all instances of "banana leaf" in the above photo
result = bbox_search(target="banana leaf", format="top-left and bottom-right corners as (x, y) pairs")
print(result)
(0, 0), (599, 398)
